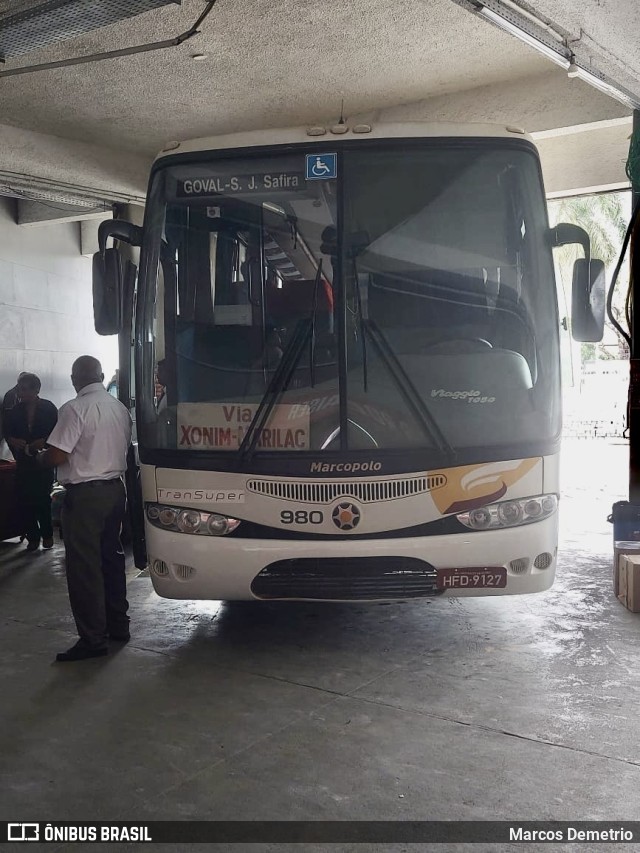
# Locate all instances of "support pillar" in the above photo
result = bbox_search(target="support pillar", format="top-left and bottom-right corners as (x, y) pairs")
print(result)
(629, 109), (640, 501)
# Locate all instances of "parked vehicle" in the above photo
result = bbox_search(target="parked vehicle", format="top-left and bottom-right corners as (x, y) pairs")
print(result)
(94, 121), (605, 601)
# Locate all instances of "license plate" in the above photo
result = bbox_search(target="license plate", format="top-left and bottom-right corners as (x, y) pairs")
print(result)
(436, 568), (507, 590)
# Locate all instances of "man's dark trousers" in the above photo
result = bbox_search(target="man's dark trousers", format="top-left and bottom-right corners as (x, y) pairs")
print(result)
(62, 480), (129, 648)
(18, 467), (54, 544)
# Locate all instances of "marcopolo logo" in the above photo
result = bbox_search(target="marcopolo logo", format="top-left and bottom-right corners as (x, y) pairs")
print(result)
(310, 460), (382, 474)
(431, 388), (496, 404)
(8, 824), (39, 842)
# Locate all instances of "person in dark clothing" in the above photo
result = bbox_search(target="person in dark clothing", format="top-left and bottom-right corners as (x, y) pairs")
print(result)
(0, 371), (27, 444)
(5, 373), (58, 551)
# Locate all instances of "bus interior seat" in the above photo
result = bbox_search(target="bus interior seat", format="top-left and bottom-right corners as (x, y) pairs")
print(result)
(174, 275), (337, 402)
(174, 322), (265, 402)
(267, 277), (332, 336)
(266, 277), (336, 383)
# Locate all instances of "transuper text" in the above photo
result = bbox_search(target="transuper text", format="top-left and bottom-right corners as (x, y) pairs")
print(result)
(157, 489), (245, 503)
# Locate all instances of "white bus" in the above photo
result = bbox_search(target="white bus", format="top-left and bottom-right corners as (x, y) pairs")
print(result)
(94, 122), (604, 601)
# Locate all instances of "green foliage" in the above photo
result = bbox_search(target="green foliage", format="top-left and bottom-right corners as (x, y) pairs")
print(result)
(581, 343), (595, 362)
(626, 128), (640, 186)
(549, 192), (627, 264)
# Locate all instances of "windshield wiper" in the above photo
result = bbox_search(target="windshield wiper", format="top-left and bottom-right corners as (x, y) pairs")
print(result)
(238, 317), (312, 463)
(309, 259), (323, 388)
(364, 319), (456, 463)
(351, 258), (368, 392)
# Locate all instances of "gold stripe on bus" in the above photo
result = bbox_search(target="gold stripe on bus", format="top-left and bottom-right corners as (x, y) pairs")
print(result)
(430, 458), (541, 515)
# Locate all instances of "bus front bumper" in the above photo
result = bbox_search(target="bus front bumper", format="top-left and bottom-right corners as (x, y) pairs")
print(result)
(144, 514), (558, 601)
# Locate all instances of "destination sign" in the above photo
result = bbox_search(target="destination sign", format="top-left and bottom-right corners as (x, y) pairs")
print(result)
(176, 172), (307, 198)
(177, 402), (310, 451)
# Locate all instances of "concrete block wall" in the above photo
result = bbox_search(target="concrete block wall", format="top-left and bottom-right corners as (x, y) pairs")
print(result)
(0, 196), (118, 422)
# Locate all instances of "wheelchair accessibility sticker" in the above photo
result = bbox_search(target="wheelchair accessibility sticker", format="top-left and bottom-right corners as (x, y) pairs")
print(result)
(305, 153), (337, 180)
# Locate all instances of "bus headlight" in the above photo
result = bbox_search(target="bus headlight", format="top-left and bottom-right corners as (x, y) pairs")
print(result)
(468, 507), (492, 529)
(177, 509), (202, 534)
(497, 501), (523, 526)
(457, 494), (557, 530)
(207, 514), (241, 536)
(158, 507), (178, 527)
(146, 503), (240, 536)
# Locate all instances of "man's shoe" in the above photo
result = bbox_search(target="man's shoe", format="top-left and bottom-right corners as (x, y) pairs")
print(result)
(56, 642), (108, 662)
(25, 540), (40, 552)
(42, 538), (54, 549)
(108, 632), (130, 642)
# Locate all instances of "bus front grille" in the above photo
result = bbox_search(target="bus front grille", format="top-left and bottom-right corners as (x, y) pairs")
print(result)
(251, 556), (442, 600)
(246, 475), (445, 504)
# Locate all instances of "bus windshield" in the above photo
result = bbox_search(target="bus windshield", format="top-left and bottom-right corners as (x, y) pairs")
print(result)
(138, 139), (560, 468)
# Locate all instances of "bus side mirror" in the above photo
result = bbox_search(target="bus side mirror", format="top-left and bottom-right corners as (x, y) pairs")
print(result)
(92, 219), (142, 336)
(93, 247), (123, 335)
(571, 258), (605, 342)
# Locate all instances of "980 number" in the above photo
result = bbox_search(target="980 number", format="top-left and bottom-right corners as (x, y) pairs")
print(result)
(280, 510), (324, 525)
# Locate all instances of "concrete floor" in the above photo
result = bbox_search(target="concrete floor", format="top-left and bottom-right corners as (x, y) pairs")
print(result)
(1, 438), (639, 852)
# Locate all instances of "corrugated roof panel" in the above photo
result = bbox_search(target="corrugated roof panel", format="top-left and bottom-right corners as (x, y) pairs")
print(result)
(0, 0), (181, 60)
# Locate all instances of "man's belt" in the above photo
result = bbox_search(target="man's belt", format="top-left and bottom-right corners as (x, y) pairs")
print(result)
(64, 478), (123, 488)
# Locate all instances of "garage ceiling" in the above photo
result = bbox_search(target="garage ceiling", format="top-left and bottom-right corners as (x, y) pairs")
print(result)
(0, 0), (636, 203)
(0, 0), (556, 155)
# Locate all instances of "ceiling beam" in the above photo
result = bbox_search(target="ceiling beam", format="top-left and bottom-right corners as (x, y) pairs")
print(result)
(17, 199), (112, 227)
(537, 122), (632, 197)
(0, 123), (150, 205)
(363, 70), (630, 133)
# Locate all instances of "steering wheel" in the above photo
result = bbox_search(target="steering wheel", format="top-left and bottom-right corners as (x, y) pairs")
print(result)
(320, 419), (379, 450)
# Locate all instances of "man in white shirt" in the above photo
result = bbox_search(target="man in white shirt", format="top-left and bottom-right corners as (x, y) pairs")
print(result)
(38, 356), (132, 662)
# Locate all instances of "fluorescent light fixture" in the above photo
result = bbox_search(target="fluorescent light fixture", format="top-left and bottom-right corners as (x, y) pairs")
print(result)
(475, 5), (570, 69)
(475, 3), (640, 110)
(570, 65), (640, 110)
